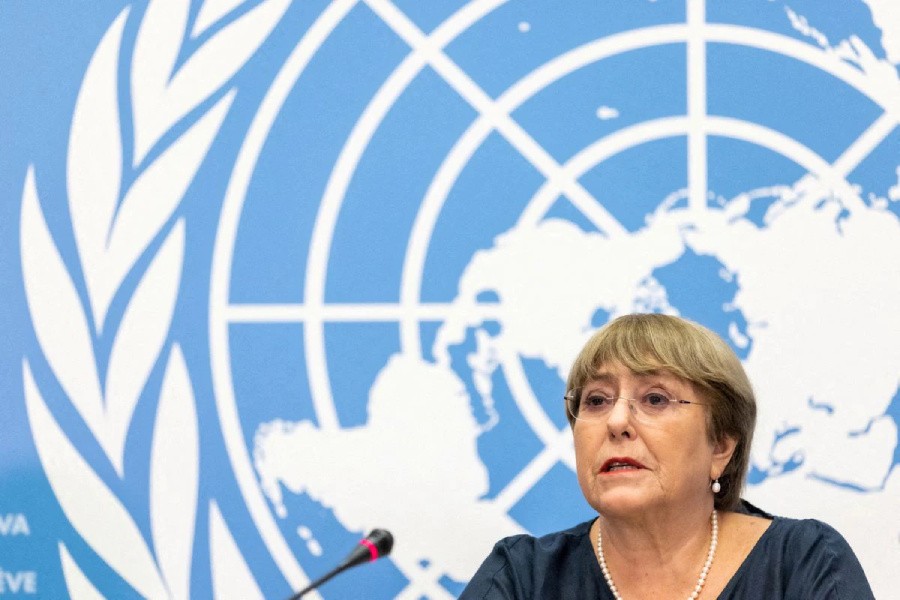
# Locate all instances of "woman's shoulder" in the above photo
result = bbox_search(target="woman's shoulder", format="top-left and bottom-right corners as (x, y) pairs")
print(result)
(727, 498), (855, 554)
(730, 500), (858, 567)
(759, 512), (853, 554)
(721, 502), (875, 599)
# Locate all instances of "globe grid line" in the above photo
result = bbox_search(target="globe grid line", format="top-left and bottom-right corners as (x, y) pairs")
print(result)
(207, 1), (900, 598)
(687, 0), (710, 213)
(226, 302), (506, 322)
(211, 0), (360, 591)
(704, 117), (866, 207)
(521, 115), (871, 225)
(302, 4), (441, 435)
(371, 0), (625, 236)
(499, 348), (576, 466)
(492, 431), (575, 513)
(484, 353), (578, 513)
(831, 112), (897, 178)
(518, 117), (691, 225)
(484, 26), (689, 109)
(703, 24), (900, 114)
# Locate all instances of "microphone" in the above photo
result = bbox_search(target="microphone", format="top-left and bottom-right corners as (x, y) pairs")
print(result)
(287, 529), (394, 599)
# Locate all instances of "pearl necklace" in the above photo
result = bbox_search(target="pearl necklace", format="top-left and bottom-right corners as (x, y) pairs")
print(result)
(596, 510), (718, 600)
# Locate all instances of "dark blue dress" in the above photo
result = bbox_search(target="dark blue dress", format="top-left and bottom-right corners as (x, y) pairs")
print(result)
(460, 505), (874, 599)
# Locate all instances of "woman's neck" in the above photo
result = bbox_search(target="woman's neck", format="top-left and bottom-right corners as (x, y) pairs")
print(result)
(595, 502), (716, 596)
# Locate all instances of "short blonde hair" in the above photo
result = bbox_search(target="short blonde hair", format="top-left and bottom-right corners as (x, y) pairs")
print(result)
(566, 313), (756, 511)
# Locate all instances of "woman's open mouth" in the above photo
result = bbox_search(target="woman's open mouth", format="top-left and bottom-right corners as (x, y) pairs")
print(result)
(600, 457), (646, 473)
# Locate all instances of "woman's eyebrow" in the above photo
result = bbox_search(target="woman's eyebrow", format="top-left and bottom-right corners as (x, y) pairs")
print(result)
(587, 373), (616, 384)
(586, 371), (674, 388)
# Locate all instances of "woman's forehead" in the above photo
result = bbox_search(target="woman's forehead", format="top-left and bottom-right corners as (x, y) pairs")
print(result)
(588, 364), (681, 384)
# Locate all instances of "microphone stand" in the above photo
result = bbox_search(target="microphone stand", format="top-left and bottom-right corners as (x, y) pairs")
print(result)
(286, 529), (394, 600)
(288, 564), (348, 600)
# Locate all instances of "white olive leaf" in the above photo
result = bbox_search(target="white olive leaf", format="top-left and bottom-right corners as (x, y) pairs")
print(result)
(21, 169), (106, 450)
(24, 361), (167, 599)
(100, 91), (234, 322)
(105, 221), (185, 476)
(59, 542), (105, 600)
(209, 501), (264, 600)
(66, 8), (128, 329)
(132, 0), (289, 164)
(193, 0), (246, 38)
(169, 0), (291, 111)
(131, 0), (192, 164)
(150, 344), (199, 600)
(26, 0), (286, 594)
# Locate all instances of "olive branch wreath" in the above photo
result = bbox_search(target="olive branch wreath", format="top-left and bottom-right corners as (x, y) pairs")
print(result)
(20, 0), (290, 597)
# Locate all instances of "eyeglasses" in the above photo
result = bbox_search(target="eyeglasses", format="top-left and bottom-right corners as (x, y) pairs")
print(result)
(564, 388), (707, 425)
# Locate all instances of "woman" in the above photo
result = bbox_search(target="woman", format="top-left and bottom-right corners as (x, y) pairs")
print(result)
(461, 314), (873, 599)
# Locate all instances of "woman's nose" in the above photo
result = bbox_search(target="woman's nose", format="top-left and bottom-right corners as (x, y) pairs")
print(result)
(606, 397), (636, 438)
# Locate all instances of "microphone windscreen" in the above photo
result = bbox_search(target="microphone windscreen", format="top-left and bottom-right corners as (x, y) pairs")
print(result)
(339, 529), (395, 570)
(367, 529), (394, 558)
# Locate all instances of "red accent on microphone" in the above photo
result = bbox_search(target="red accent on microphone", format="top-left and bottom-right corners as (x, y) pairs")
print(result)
(360, 538), (378, 562)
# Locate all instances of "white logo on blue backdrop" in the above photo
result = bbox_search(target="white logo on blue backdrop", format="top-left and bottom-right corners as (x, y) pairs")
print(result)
(11, 1), (899, 598)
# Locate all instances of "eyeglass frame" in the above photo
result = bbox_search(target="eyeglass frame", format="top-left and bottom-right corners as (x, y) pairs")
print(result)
(564, 387), (709, 423)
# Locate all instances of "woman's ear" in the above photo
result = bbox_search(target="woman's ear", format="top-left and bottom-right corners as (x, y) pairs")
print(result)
(711, 435), (737, 478)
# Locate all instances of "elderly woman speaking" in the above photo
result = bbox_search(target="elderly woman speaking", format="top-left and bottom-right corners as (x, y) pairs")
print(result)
(462, 314), (873, 599)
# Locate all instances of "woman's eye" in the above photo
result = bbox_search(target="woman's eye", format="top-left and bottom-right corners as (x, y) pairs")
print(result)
(584, 394), (611, 408)
(644, 393), (670, 407)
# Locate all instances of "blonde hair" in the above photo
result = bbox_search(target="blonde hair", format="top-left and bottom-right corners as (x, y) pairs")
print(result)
(566, 313), (756, 511)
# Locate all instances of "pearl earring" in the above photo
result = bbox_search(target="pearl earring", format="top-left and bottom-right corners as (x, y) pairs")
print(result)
(711, 478), (721, 494)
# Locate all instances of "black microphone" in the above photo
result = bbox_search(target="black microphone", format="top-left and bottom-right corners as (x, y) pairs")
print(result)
(287, 529), (394, 599)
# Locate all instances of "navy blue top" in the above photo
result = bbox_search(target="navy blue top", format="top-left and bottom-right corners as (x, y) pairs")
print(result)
(460, 507), (874, 599)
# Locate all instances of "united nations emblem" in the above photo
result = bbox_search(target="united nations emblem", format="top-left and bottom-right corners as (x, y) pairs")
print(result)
(16, 1), (899, 598)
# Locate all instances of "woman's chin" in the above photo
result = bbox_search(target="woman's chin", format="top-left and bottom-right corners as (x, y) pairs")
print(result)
(592, 488), (660, 517)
